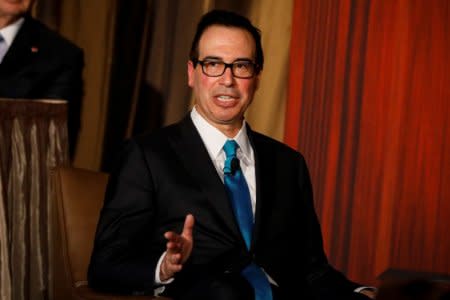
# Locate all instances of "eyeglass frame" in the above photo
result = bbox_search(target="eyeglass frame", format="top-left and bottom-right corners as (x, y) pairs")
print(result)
(192, 58), (260, 79)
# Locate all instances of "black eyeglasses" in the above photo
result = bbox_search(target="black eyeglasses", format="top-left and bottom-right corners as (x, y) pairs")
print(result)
(193, 59), (259, 79)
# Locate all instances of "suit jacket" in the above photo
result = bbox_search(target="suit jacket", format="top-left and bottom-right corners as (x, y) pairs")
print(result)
(0, 15), (84, 156)
(88, 116), (365, 299)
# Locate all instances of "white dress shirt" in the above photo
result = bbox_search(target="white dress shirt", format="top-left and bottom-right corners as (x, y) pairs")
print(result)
(190, 106), (257, 215)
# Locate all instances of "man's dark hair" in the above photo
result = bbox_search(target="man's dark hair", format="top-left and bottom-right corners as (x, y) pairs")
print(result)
(189, 9), (264, 72)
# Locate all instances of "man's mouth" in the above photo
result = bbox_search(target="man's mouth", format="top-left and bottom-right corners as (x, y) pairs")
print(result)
(217, 95), (236, 101)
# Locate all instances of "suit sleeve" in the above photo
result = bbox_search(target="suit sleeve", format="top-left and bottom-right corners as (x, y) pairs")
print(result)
(297, 155), (367, 299)
(88, 139), (163, 294)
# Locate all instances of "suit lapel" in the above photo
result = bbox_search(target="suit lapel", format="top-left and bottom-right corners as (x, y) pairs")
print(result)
(168, 116), (243, 242)
(248, 127), (276, 250)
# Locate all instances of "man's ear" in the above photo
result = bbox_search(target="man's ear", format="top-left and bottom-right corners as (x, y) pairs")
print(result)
(187, 60), (195, 88)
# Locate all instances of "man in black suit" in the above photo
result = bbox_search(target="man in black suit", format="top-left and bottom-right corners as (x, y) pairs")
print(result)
(0, 0), (83, 157)
(88, 10), (375, 300)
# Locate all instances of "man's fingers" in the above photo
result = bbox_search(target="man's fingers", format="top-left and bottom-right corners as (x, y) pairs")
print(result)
(165, 214), (194, 241)
(172, 264), (182, 272)
(161, 214), (194, 280)
(161, 252), (183, 280)
(182, 214), (195, 237)
(164, 231), (179, 241)
(166, 240), (183, 254)
(165, 263), (182, 273)
(165, 252), (178, 264)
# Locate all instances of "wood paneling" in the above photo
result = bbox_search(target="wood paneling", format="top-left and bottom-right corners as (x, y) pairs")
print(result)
(286, 0), (450, 285)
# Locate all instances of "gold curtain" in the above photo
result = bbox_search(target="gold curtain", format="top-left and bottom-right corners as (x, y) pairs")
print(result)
(0, 146), (11, 299)
(35, 0), (117, 171)
(0, 99), (69, 300)
(246, 0), (293, 142)
(143, 0), (207, 127)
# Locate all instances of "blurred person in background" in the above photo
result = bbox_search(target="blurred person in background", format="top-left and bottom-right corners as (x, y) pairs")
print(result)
(0, 0), (83, 158)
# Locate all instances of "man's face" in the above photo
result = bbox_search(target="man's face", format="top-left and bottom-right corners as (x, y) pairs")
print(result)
(0, 0), (33, 21)
(188, 25), (260, 136)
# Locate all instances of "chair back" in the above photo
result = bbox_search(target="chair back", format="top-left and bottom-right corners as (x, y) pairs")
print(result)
(53, 167), (108, 289)
(52, 166), (168, 299)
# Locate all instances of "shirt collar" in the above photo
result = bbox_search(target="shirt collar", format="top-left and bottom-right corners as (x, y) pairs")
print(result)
(190, 106), (252, 162)
(0, 17), (24, 47)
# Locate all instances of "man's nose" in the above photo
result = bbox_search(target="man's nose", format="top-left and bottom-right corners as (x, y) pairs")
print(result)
(219, 66), (235, 86)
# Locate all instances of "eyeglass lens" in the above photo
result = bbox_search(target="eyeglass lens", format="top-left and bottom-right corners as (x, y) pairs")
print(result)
(201, 60), (256, 78)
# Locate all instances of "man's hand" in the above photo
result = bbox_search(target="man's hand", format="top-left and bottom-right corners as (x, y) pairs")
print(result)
(160, 214), (195, 281)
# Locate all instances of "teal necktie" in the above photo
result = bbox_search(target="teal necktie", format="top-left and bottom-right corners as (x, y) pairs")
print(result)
(223, 140), (273, 300)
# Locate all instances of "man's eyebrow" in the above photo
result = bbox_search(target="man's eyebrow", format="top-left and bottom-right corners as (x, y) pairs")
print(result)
(232, 58), (254, 62)
(202, 56), (254, 62)
(202, 56), (222, 61)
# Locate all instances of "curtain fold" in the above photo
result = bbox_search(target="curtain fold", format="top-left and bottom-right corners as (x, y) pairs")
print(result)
(0, 123), (12, 300)
(286, 0), (450, 284)
(36, 0), (117, 171)
(0, 99), (69, 300)
(246, 0), (293, 142)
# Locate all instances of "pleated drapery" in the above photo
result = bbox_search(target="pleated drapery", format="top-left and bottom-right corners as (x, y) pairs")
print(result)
(0, 99), (69, 300)
(286, 0), (450, 284)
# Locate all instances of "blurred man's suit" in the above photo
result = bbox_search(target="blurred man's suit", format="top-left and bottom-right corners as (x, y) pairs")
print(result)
(0, 15), (83, 156)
